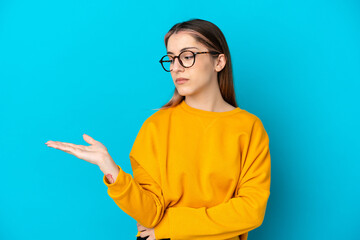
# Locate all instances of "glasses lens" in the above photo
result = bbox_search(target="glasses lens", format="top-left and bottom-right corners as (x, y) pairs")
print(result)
(161, 55), (172, 72)
(180, 51), (195, 67)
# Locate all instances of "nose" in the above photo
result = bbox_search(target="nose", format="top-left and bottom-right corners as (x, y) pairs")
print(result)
(171, 57), (184, 72)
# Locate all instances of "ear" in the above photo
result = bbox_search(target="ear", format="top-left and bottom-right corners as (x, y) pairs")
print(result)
(214, 54), (226, 72)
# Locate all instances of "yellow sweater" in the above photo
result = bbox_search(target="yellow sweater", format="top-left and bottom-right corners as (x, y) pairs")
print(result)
(103, 99), (271, 240)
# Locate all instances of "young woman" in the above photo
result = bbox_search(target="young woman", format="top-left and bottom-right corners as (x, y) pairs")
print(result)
(45, 19), (271, 240)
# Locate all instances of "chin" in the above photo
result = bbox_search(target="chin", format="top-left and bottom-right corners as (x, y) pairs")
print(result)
(176, 87), (197, 97)
(176, 87), (190, 96)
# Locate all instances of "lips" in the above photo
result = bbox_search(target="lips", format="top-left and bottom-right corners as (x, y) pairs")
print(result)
(176, 78), (189, 84)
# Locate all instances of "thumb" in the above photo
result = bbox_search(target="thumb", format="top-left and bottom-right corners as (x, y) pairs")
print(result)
(83, 134), (98, 145)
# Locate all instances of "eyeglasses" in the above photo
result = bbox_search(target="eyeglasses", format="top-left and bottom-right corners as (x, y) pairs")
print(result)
(159, 50), (220, 72)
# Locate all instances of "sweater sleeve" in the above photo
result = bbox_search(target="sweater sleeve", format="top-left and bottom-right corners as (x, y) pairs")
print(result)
(103, 119), (166, 229)
(154, 117), (271, 240)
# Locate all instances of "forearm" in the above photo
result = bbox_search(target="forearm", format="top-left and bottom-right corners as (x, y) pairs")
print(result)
(98, 155), (119, 184)
(99, 155), (166, 228)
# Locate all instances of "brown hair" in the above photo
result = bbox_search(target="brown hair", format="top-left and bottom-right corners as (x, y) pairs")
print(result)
(156, 18), (238, 110)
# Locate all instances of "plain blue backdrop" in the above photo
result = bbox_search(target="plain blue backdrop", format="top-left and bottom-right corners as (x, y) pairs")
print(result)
(1, 0), (359, 239)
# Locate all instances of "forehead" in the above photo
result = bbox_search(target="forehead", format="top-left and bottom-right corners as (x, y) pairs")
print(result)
(166, 32), (204, 54)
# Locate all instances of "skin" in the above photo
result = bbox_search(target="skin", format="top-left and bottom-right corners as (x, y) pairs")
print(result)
(45, 31), (232, 240)
(167, 31), (234, 112)
(137, 222), (156, 240)
(45, 134), (119, 184)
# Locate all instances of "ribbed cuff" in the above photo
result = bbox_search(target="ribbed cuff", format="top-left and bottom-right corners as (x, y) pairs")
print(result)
(154, 208), (171, 239)
(103, 165), (131, 198)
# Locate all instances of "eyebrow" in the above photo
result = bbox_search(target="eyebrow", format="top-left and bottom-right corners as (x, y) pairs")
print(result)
(167, 47), (199, 54)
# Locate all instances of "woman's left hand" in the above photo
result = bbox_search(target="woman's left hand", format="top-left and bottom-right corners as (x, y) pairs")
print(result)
(137, 222), (156, 240)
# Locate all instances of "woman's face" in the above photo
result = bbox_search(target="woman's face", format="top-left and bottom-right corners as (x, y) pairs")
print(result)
(166, 31), (224, 97)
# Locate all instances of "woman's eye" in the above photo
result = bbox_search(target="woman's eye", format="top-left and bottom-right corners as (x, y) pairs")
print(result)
(184, 56), (194, 60)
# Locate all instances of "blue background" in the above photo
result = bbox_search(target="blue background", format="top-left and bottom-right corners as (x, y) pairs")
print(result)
(1, 0), (359, 239)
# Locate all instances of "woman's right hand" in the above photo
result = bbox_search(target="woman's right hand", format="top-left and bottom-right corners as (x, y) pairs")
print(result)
(45, 134), (111, 167)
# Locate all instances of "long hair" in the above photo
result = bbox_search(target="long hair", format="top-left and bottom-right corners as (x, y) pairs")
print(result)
(156, 18), (237, 110)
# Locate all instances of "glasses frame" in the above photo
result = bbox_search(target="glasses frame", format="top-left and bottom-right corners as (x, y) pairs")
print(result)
(159, 50), (221, 72)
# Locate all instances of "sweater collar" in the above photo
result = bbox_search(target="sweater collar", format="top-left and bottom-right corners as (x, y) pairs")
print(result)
(178, 99), (243, 118)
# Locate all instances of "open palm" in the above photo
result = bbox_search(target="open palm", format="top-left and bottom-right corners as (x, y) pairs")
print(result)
(45, 134), (110, 166)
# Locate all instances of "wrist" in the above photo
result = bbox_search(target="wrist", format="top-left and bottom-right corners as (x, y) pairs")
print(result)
(99, 157), (121, 184)
(98, 155), (117, 173)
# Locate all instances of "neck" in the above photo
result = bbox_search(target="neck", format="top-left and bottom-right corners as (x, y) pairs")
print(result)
(184, 77), (227, 112)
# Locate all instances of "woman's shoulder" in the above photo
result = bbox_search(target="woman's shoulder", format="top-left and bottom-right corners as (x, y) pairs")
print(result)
(141, 105), (175, 127)
(226, 108), (269, 136)
(225, 106), (261, 123)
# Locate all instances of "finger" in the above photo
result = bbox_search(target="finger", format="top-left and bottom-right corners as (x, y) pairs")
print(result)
(45, 141), (64, 148)
(137, 223), (147, 233)
(138, 225), (146, 232)
(46, 141), (87, 151)
(83, 134), (98, 145)
(140, 232), (150, 238)
(46, 142), (83, 156)
(61, 142), (88, 151)
(47, 142), (75, 153)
